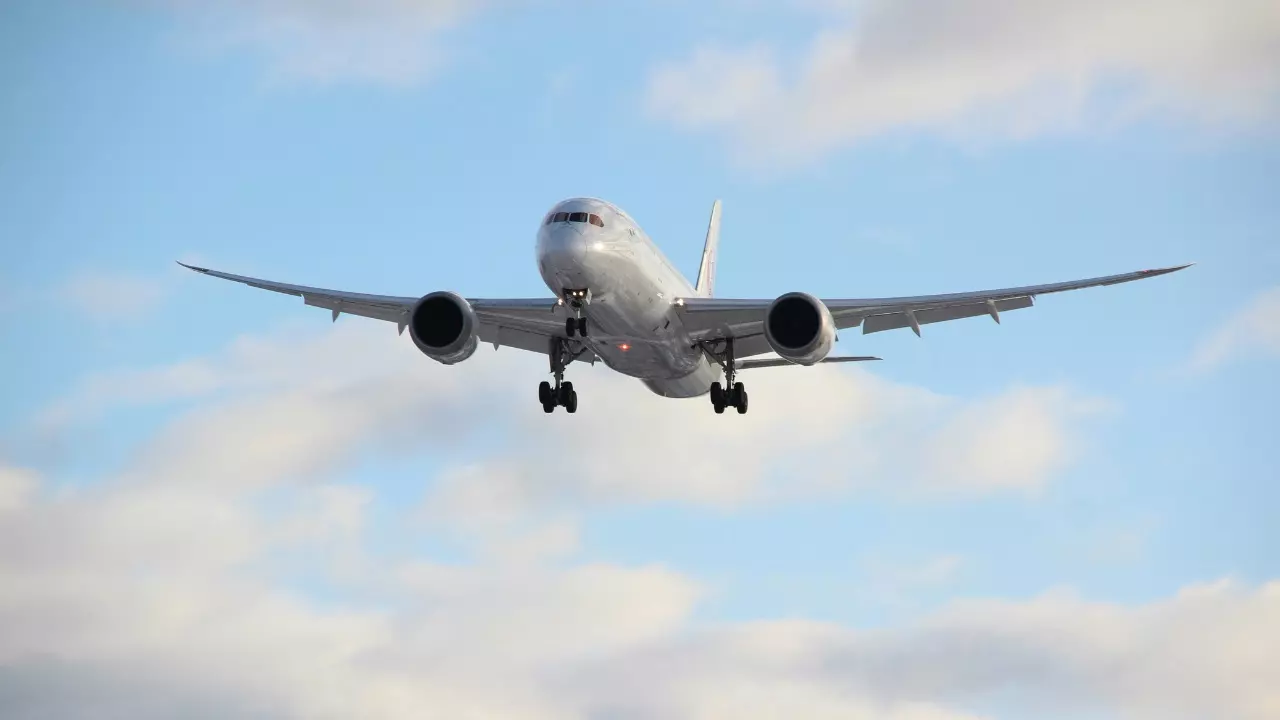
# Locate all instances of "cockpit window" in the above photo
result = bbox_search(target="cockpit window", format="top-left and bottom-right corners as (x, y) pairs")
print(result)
(547, 210), (605, 227)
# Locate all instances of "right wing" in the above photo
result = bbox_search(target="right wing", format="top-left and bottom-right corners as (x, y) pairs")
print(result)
(675, 264), (1192, 359)
(177, 262), (596, 361)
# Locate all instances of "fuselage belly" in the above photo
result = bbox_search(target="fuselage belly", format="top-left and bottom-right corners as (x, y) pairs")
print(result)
(535, 198), (720, 398)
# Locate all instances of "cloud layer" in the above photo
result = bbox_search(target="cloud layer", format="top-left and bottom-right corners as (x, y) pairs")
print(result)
(648, 0), (1280, 167)
(4, 321), (1274, 718)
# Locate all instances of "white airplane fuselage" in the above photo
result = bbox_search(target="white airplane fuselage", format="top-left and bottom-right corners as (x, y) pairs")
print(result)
(536, 197), (720, 398)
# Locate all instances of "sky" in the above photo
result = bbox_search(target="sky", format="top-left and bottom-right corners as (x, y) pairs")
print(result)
(1, 0), (1278, 718)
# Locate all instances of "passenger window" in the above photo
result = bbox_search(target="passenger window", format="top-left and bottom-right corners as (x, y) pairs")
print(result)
(553, 212), (568, 222)
(589, 214), (604, 227)
(569, 212), (588, 223)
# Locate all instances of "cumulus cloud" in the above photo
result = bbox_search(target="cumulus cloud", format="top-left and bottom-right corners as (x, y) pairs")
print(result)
(153, 0), (495, 86)
(648, 0), (1280, 167)
(567, 581), (1280, 720)
(3, 322), (1277, 718)
(1190, 286), (1280, 370)
(41, 321), (1101, 510)
(423, 370), (1104, 525)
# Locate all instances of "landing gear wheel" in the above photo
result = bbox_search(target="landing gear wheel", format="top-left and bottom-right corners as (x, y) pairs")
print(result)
(577, 317), (588, 336)
(542, 400), (556, 413)
(559, 381), (575, 406)
(708, 338), (750, 415)
(566, 390), (578, 413)
(565, 317), (577, 338)
(539, 381), (552, 406)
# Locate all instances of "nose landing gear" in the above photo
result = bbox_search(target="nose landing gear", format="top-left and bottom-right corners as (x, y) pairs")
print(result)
(563, 288), (591, 338)
(565, 316), (587, 338)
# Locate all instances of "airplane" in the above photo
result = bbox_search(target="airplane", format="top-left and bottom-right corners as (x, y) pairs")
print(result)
(179, 197), (1190, 415)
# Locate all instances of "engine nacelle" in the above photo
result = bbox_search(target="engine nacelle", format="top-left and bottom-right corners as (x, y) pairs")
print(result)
(408, 291), (479, 365)
(763, 292), (836, 365)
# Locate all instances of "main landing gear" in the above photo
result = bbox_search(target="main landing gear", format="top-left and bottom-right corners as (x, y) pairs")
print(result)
(706, 338), (748, 415)
(540, 338), (580, 414)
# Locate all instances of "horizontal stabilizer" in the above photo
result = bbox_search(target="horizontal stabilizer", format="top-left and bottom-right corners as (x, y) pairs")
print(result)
(737, 355), (881, 370)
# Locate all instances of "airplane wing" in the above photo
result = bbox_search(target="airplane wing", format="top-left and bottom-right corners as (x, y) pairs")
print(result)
(736, 355), (880, 370)
(675, 264), (1192, 359)
(177, 262), (595, 360)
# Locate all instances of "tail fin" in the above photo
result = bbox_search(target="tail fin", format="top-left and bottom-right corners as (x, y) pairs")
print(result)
(696, 199), (721, 297)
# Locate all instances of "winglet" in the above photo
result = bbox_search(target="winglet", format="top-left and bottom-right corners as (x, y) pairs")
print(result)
(695, 200), (721, 297)
(176, 260), (210, 274)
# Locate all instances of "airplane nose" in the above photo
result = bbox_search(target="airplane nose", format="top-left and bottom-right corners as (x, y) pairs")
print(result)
(542, 226), (591, 264)
(538, 225), (596, 291)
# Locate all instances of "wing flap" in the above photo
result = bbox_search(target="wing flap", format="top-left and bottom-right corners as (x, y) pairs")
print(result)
(862, 295), (1033, 335)
(302, 293), (410, 324)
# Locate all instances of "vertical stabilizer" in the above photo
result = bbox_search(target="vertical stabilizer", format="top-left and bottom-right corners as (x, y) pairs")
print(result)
(696, 199), (721, 297)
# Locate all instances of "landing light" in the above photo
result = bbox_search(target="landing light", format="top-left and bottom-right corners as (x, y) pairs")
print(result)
(619, 343), (631, 352)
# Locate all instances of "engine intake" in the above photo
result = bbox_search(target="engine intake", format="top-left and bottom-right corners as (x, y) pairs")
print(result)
(408, 291), (479, 365)
(763, 292), (835, 365)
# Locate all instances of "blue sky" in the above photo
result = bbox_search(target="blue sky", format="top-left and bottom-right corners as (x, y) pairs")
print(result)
(2, 1), (1278, 718)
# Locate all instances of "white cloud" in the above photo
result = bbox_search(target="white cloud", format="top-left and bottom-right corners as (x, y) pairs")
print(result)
(2, 322), (1277, 718)
(154, 0), (495, 86)
(565, 581), (1280, 720)
(40, 321), (1102, 509)
(423, 367), (1105, 521)
(1191, 286), (1280, 370)
(60, 270), (165, 322)
(648, 0), (1280, 168)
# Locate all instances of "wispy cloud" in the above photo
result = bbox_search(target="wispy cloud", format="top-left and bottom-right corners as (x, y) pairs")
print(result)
(153, 0), (498, 86)
(59, 270), (165, 323)
(648, 0), (1280, 169)
(1190, 286), (1280, 370)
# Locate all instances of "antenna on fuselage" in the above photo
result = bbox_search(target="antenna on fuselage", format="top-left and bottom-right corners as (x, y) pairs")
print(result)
(696, 199), (721, 297)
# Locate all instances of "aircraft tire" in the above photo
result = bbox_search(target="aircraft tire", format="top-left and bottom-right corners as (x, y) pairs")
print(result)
(539, 381), (552, 405)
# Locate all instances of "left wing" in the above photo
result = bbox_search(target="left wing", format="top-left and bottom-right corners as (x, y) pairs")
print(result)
(177, 262), (591, 359)
(737, 355), (880, 370)
(675, 264), (1192, 359)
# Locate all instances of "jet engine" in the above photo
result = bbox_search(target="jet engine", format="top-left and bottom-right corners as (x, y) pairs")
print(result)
(408, 291), (479, 365)
(763, 292), (836, 365)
